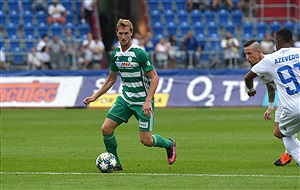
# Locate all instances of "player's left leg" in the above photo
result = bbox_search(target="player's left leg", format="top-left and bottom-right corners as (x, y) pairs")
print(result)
(282, 135), (300, 166)
(133, 104), (176, 165)
(273, 121), (292, 166)
(278, 113), (300, 166)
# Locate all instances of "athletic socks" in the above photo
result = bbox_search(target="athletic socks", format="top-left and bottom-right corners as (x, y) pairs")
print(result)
(152, 134), (173, 148)
(103, 133), (121, 166)
(282, 136), (300, 165)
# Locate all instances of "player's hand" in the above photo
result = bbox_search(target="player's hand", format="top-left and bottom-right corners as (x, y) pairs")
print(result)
(83, 96), (95, 105)
(142, 101), (153, 118)
(247, 90), (256, 97)
(264, 109), (273, 121)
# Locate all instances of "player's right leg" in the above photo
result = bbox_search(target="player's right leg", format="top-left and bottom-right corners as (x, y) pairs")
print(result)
(273, 121), (292, 166)
(277, 113), (300, 166)
(101, 118), (122, 169)
(103, 97), (133, 170)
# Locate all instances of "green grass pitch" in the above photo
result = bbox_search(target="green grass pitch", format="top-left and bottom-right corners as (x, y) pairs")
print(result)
(1, 108), (299, 189)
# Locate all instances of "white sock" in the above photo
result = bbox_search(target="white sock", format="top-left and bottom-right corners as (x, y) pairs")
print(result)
(284, 134), (299, 155)
(282, 136), (300, 165)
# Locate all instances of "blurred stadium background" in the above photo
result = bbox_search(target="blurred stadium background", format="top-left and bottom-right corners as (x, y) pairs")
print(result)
(0, 0), (299, 70)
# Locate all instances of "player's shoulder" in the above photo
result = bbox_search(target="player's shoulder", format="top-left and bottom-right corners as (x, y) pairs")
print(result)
(130, 43), (149, 57)
(111, 47), (121, 56)
(130, 43), (147, 52)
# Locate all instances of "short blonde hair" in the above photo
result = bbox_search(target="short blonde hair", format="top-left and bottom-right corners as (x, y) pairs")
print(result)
(116, 19), (133, 33)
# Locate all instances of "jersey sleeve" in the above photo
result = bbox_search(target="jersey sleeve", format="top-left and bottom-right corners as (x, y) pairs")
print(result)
(251, 56), (270, 76)
(110, 50), (119, 72)
(139, 49), (155, 73)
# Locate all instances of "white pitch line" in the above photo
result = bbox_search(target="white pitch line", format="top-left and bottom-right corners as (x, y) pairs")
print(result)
(0, 172), (299, 178)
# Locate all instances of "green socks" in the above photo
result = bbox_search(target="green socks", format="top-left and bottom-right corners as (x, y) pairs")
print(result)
(152, 134), (172, 148)
(103, 133), (121, 166)
(103, 133), (172, 166)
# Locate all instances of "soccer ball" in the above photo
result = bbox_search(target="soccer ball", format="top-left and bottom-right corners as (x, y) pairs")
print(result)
(96, 152), (117, 173)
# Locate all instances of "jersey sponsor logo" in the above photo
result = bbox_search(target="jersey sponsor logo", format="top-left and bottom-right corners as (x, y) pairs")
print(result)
(275, 54), (299, 64)
(0, 81), (59, 102)
(139, 121), (148, 129)
(116, 61), (139, 68)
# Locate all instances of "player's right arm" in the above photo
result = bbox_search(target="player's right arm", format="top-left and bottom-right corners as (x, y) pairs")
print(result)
(83, 71), (118, 105)
(244, 70), (258, 97)
(264, 83), (276, 120)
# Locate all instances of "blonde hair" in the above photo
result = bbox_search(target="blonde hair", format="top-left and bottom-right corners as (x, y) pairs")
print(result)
(116, 19), (133, 33)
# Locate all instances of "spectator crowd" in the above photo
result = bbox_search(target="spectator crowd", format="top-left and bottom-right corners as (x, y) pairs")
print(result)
(0, 0), (299, 71)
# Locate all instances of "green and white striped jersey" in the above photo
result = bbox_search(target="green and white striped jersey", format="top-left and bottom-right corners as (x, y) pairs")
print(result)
(110, 43), (155, 105)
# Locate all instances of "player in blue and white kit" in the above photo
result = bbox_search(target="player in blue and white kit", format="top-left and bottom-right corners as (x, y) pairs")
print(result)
(243, 39), (293, 166)
(245, 28), (300, 166)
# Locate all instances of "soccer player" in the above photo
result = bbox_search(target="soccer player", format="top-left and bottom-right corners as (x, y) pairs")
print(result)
(83, 19), (176, 170)
(244, 39), (293, 166)
(244, 28), (300, 166)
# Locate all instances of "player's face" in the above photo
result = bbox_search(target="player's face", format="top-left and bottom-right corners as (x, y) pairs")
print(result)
(116, 26), (132, 47)
(244, 46), (261, 66)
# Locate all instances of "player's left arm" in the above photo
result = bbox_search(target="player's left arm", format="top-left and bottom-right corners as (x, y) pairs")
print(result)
(244, 70), (258, 97)
(264, 83), (276, 120)
(143, 69), (159, 117)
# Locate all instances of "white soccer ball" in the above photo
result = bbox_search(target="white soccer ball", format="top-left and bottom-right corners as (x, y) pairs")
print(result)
(96, 152), (117, 173)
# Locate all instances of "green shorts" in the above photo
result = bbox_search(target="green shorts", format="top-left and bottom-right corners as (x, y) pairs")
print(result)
(107, 96), (154, 131)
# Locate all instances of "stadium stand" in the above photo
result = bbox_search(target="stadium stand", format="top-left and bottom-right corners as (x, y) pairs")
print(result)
(148, 0), (160, 11)
(10, 46), (24, 65)
(204, 10), (216, 23)
(193, 21), (205, 36)
(164, 9), (176, 23)
(175, 0), (186, 11)
(218, 9), (229, 23)
(179, 21), (191, 37)
(283, 20), (295, 33)
(242, 21), (254, 36)
(256, 21), (268, 38)
(37, 22), (49, 37)
(24, 22), (36, 37)
(223, 21), (236, 36)
(150, 9), (161, 24)
(191, 9), (202, 24)
(9, 10), (20, 26)
(269, 21), (282, 34)
(51, 23), (63, 37)
(35, 10), (47, 25)
(162, 0), (174, 10)
(0, 10), (6, 26)
(153, 21), (164, 36)
(22, 10), (34, 26)
(207, 21), (219, 35)
(166, 21), (177, 36)
(177, 9), (189, 23)
(1, 0), (299, 70)
(6, 22), (19, 38)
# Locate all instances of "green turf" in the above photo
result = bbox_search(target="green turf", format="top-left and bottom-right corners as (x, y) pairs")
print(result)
(1, 108), (299, 189)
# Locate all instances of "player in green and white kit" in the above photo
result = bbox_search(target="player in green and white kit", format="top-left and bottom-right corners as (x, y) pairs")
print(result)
(83, 19), (176, 170)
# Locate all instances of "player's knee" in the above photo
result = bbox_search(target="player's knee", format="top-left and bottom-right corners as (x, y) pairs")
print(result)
(101, 124), (114, 135)
(273, 124), (283, 139)
(273, 130), (283, 139)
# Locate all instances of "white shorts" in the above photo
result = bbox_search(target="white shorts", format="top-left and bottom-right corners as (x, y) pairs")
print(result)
(275, 102), (282, 123)
(279, 108), (300, 137)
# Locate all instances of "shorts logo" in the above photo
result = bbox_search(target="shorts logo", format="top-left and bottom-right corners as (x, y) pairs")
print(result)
(139, 121), (148, 129)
